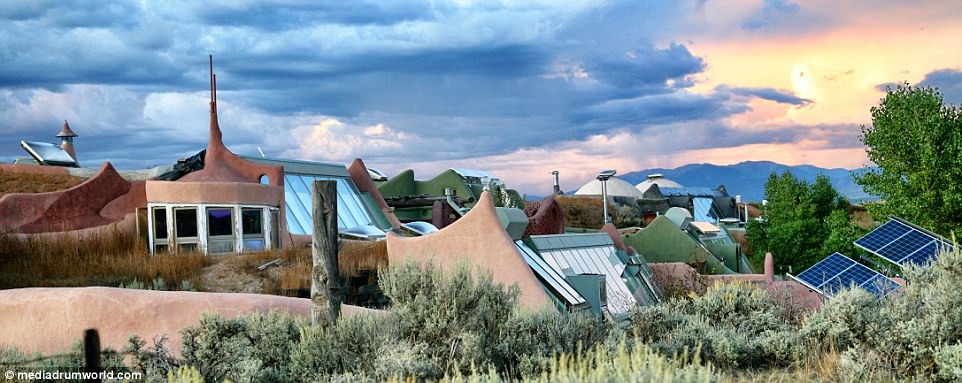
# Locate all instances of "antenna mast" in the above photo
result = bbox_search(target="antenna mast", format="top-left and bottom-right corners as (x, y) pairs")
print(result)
(209, 55), (217, 112)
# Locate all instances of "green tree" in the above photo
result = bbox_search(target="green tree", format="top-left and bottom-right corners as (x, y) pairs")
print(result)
(747, 171), (855, 273)
(855, 84), (962, 236)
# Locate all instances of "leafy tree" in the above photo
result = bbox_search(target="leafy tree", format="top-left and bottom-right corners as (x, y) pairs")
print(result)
(855, 84), (962, 236)
(747, 171), (856, 273)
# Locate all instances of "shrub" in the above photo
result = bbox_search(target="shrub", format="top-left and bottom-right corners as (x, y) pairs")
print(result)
(179, 311), (301, 382)
(800, 245), (962, 381)
(494, 307), (609, 378)
(379, 260), (518, 379)
(627, 280), (802, 369)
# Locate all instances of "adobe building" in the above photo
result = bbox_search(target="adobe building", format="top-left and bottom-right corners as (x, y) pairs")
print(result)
(0, 59), (398, 256)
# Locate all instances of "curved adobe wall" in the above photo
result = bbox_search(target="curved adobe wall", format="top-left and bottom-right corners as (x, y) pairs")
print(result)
(176, 101), (284, 187)
(522, 197), (565, 237)
(386, 192), (551, 308)
(0, 287), (378, 357)
(0, 163), (144, 233)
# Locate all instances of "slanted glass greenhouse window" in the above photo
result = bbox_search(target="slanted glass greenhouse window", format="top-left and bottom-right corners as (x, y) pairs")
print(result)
(283, 175), (376, 235)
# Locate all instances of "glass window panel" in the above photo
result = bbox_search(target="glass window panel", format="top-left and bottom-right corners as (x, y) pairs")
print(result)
(244, 239), (265, 251)
(284, 175), (313, 235)
(179, 243), (198, 252)
(175, 208), (198, 238)
(153, 208), (167, 239)
(242, 208), (263, 235)
(208, 208), (233, 237)
(336, 178), (374, 228)
(208, 239), (235, 253)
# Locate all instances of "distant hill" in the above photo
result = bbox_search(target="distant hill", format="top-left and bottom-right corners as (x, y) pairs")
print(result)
(618, 161), (875, 203)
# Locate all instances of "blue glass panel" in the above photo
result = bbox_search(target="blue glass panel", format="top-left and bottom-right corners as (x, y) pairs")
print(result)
(284, 174), (313, 235)
(692, 197), (716, 222)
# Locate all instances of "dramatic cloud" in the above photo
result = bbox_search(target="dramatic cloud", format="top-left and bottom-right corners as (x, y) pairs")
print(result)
(1, 0), (960, 194)
(919, 69), (962, 103)
(716, 85), (813, 107)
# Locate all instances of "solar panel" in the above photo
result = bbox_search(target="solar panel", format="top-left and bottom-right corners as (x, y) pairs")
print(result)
(792, 252), (900, 298)
(854, 218), (953, 268)
(20, 140), (78, 167)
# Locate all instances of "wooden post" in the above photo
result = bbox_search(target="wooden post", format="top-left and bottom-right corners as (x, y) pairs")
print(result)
(83, 329), (100, 383)
(311, 180), (342, 327)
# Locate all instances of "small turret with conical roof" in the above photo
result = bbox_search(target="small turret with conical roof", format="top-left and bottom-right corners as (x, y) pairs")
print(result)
(57, 120), (79, 165)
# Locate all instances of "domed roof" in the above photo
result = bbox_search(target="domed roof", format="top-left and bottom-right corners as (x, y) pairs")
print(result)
(635, 173), (684, 194)
(575, 176), (645, 198)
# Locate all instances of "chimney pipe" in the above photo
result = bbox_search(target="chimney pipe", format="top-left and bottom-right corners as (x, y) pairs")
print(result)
(551, 170), (562, 195)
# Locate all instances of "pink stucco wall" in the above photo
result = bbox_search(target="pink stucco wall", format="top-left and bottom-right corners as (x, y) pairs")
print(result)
(0, 163), (144, 234)
(386, 192), (552, 309)
(0, 287), (378, 357)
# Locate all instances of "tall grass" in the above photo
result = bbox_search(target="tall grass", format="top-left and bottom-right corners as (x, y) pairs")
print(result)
(0, 169), (84, 197)
(0, 226), (210, 290)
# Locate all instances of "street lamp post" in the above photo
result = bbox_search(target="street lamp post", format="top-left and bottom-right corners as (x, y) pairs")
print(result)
(597, 169), (616, 226)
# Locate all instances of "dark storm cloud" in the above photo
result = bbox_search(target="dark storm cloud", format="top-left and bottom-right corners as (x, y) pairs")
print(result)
(919, 68), (962, 103)
(0, 0), (860, 169)
(194, 1), (436, 29)
(716, 85), (814, 106)
(876, 68), (962, 104)
(589, 43), (705, 91)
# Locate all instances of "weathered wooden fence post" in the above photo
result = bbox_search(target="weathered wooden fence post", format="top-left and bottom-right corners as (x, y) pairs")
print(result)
(312, 180), (342, 327)
(83, 329), (100, 383)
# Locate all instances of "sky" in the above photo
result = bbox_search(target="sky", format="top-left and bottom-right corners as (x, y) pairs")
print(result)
(2, 1), (961, 195)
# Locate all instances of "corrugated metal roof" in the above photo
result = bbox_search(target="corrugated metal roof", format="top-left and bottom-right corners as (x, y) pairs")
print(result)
(529, 234), (637, 317)
(242, 156), (350, 177)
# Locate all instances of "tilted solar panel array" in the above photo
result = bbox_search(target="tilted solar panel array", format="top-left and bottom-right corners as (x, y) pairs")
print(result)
(793, 253), (900, 298)
(854, 218), (955, 268)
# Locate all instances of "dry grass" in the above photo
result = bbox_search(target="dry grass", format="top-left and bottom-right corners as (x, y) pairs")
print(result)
(197, 240), (388, 297)
(728, 348), (846, 383)
(554, 195), (616, 229)
(271, 240), (388, 295)
(0, 226), (210, 290)
(0, 169), (84, 198)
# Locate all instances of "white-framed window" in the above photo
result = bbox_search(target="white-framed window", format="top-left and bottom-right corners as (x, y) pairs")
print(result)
(152, 207), (169, 253)
(174, 207), (199, 252)
(148, 203), (279, 255)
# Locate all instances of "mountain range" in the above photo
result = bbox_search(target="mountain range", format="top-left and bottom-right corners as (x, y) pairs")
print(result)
(615, 161), (876, 203)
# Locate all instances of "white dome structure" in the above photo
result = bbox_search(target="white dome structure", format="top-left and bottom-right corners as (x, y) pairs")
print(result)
(575, 176), (645, 198)
(635, 174), (684, 194)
